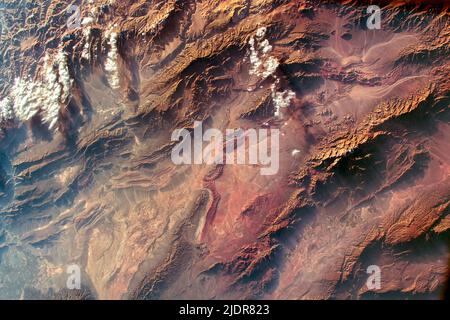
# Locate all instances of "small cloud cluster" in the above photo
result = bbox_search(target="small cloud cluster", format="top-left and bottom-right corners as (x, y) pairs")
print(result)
(248, 27), (279, 79)
(56, 49), (72, 104)
(0, 97), (14, 122)
(81, 27), (92, 61)
(0, 48), (73, 130)
(248, 27), (295, 118)
(271, 83), (295, 118)
(81, 16), (94, 26)
(105, 29), (120, 89)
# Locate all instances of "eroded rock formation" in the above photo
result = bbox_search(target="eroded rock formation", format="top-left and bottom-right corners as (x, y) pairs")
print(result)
(0, 0), (448, 299)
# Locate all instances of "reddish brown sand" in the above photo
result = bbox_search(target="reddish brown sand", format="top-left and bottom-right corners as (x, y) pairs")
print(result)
(0, 0), (448, 299)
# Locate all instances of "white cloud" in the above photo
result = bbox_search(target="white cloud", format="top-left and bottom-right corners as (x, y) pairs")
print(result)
(262, 56), (279, 79)
(81, 27), (92, 61)
(81, 17), (94, 26)
(55, 48), (72, 103)
(105, 29), (120, 89)
(248, 27), (295, 118)
(271, 84), (295, 118)
(10, 76), (43, 122)
(1, 48), (73, 131)
(248, 27), (278, 79)
(0, 96), (14, 122)
(256, 26), (267, 38)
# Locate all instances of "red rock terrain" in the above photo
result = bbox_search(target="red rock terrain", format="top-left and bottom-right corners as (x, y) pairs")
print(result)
(0, 0), (448, 299)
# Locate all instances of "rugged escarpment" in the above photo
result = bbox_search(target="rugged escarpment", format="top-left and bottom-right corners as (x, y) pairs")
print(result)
(0, 0), (448, 299)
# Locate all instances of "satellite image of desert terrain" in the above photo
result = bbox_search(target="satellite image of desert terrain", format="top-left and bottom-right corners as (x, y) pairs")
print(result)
(0, 0), (449, 301)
